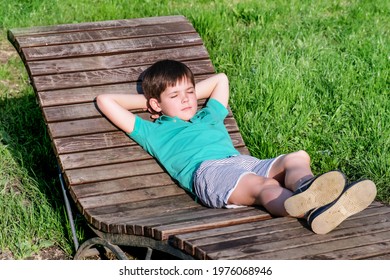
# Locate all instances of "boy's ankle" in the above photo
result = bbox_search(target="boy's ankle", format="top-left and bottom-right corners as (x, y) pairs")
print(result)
(294, 175), (314, 191)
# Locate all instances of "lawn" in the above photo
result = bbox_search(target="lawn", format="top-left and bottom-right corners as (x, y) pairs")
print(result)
(0, 0), (389, 259)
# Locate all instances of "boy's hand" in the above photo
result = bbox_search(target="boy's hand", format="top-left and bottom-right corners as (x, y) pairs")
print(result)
(149, 111), (160, 120)
(146, 104), (161, 119)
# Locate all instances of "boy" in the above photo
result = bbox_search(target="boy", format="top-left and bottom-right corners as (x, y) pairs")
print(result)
(96, 59), (376, 234)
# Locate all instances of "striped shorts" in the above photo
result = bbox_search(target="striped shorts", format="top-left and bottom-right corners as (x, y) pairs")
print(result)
(193, 154), (281, 208)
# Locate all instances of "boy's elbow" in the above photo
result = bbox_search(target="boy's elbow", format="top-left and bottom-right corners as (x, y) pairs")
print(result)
(220, 72), (228, 80)
(95, 95), (103, 108)
(218, 73), (229, 86)
(219, 72), (228, 80)
(96, 94), (110, 112)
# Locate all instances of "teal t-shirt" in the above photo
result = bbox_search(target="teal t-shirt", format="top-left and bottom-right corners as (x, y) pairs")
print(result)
(128, 98), (240, 195)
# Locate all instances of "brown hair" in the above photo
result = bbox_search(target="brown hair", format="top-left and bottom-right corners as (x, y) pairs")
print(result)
(142, 60), (195, 101)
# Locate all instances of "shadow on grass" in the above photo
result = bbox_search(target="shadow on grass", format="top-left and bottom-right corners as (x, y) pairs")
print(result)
(0, 90), (89, 256)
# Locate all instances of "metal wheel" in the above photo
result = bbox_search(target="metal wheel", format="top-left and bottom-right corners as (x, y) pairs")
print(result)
(74, 237), (129, 260)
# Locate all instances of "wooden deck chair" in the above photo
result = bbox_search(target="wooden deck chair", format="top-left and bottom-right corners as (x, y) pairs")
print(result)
(7, 15), (272, 259)
(8, 15), (390, 260)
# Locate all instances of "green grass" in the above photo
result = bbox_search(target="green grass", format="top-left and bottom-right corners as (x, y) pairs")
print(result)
(0, 0), (389, 259)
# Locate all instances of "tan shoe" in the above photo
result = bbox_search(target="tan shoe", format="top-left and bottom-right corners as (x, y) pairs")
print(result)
(307, 179), (377, 234)
(284, 170), (346, 217)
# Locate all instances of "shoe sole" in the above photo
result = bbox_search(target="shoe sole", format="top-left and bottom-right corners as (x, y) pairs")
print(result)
(310, 180), (377, 234)
(284, 171), (346, 217)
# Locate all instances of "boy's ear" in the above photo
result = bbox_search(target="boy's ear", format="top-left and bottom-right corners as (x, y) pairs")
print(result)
(148, 98), (162, 113)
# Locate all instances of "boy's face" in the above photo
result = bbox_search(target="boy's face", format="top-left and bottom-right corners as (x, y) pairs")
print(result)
(150, 78), (197, 121)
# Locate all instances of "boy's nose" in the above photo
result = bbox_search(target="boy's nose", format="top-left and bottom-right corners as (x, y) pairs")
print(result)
(181, 93), (189, 103)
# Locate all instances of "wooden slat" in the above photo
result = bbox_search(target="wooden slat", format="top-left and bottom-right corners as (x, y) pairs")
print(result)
(365, 252), (390, 260)
(43, 103), (147, 123)
(29, 45), (209, 75)
(23, 33), (203, 62)
(34, 66), (147, 91)
(70, 173), (175, 199)
(9, 15), (188, 37)
(33, 59), (213, 91)
(78, 184), (185, 210)
(39, 83), (136, 107)
(83, 193), (196, 221)
(85, 194), (199, 233)
(301, 240), (390, 260)
(151, 209), (271, 241)
(37, 74), (213, 107)
(14, 21), (196, 48)
(54, 131), (130, 154)
(60, 145), (152, 169)
(48, 118), (116, 138)
(64, 159), (165, 185)
(43, 102), (102, 122)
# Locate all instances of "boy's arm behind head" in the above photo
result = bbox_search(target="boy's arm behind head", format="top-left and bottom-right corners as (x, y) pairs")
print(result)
(96, 93), (147, 134)
(195, 73), (230, 107)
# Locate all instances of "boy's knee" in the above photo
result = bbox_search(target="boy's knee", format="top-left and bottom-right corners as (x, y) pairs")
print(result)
(297, 150), (310, 162)
(285, 150), (310, 167)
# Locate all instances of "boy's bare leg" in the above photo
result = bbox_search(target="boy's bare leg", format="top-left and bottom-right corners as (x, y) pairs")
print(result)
(227, 150), (313, 216)
(227, 174), (292, 216)
(228, 150), (346, 218)
(268, 150), (314, 192)
(269, 150), (346, 217)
